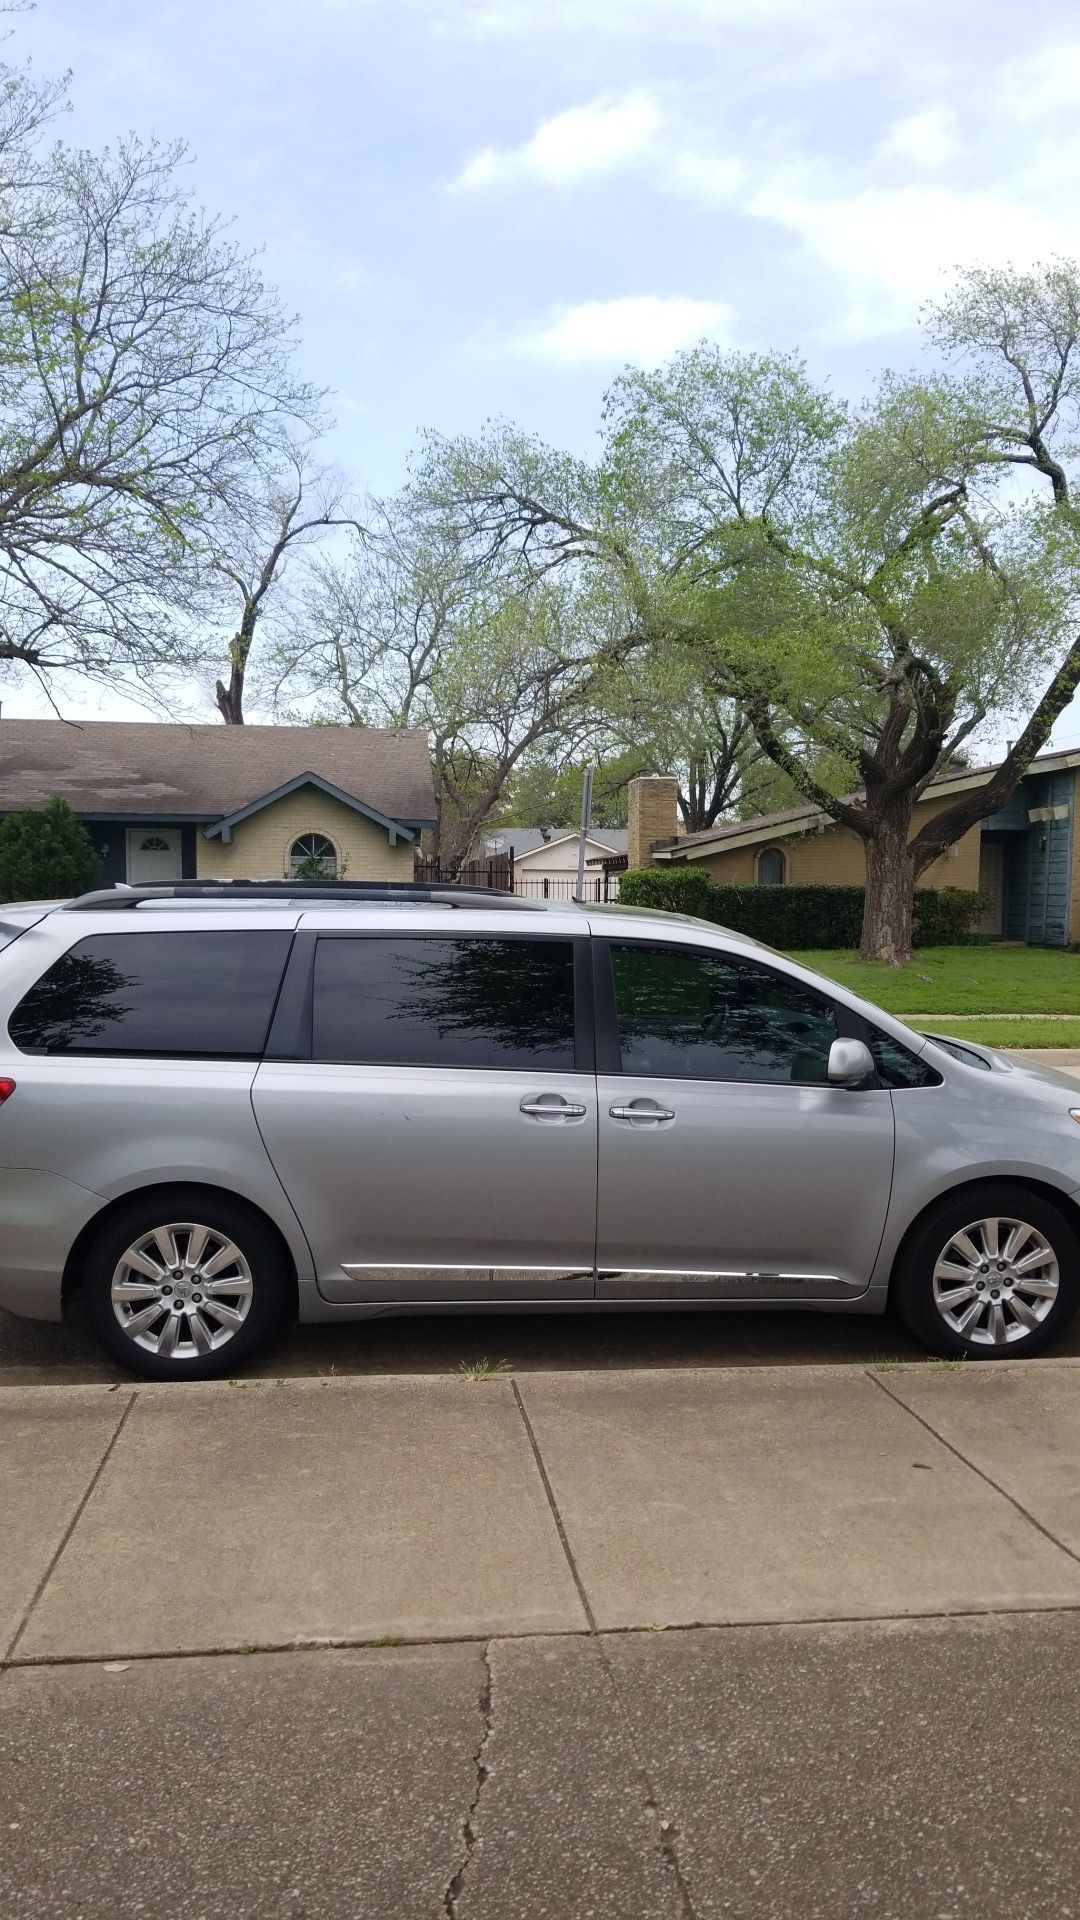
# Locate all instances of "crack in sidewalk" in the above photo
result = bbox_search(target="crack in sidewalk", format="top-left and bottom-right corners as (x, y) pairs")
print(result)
(511, 1378), (701, 1920)
(443, 1640), (493, 1920)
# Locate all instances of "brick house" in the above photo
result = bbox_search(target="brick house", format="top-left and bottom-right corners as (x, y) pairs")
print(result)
(0, 720), (436, 886)
(628, 748), (1080, 946)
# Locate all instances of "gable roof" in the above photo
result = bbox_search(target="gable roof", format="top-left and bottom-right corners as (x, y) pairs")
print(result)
(654, 747), (1080, 863)
(481, 826), (628, 860)
(0, 720), (437, 826)
(203, 771), (420, 844)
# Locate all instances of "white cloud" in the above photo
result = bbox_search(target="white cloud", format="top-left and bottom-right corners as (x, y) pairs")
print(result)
(454, 91), (661, 188)
(1001, 41), (1080, 120)
(513, 294), (735, 365)
(747, 174), (1080, 335)
(878, 104), (959, 170)
(663, 148), (746, 202)
(461, 0), (856, 31)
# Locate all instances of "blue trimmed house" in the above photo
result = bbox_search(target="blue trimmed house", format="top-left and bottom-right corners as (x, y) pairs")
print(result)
(0, 720), (437, 886)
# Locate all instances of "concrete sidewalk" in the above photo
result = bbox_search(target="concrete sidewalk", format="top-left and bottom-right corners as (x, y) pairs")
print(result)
(5, 1362), (1080, 1917)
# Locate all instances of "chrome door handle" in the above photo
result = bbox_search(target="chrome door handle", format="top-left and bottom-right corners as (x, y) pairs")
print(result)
(609, 1103), (675, 1123)
(520, 1097), (588, 1119)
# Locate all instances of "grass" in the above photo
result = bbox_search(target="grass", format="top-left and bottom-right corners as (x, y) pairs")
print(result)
(456, 1357), (512, 1382)
(791, 944), (1080, 1015)
(910, 1017), (1080, 1049)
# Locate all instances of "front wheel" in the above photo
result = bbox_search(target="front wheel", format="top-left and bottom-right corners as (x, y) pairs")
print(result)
(82, 1191), (289, 1381)
(892, 1184), (1080, 1360)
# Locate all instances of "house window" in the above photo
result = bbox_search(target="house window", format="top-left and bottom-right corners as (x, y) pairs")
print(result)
(139, 836), (172, 853)
(757, 847), (786, 886)
(288, 832), (338, 879)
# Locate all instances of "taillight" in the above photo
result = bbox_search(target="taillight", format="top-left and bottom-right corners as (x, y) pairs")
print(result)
(0, 1079), (14, 1105)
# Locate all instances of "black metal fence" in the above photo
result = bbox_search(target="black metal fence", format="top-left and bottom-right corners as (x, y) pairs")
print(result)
(414, 853), (621, 901)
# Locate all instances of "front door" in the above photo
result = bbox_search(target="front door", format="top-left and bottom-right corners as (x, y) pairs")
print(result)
(593, 938), (895, 1300)
(127, 829), (182, 884)
(252, 928), (597, 1301)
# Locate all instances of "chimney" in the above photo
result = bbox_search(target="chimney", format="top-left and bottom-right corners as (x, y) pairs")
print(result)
(628, 775), (679, 870)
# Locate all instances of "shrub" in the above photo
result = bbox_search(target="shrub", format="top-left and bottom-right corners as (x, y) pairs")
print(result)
(617, 866), (988, 949)
(0, 796), (102, 903)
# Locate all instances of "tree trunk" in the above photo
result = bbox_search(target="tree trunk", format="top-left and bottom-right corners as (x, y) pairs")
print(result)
(215, 669), (244, 724)
(860, 810), (916, 964)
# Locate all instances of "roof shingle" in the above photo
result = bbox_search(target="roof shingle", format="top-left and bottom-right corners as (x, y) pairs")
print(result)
(0, 720), (436, 824)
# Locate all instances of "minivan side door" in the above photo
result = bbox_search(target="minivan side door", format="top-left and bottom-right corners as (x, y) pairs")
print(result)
(593, 937), (895, 1300)
(252, 925), (598, 1302)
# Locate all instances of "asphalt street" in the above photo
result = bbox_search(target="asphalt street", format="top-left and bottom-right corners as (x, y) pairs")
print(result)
(5, 1288), (1080, 1384)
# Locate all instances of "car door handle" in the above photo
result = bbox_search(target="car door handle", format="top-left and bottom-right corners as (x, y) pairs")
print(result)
(609, 1102), (675, 1123)
(520, 1096), (588, 1120)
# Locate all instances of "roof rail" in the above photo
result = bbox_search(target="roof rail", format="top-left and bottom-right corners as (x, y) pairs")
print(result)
(63, 880), (547, 912)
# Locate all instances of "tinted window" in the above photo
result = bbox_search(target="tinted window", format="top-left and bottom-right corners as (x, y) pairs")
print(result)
(870, 1028), (943, 1088)
(9, 931), (291, 1058)
(313, 936), (577, 1069)
(610, 942), (838, 1084)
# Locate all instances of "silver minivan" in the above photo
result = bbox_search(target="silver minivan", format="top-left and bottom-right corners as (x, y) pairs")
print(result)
(0, 880), (1078, 1379)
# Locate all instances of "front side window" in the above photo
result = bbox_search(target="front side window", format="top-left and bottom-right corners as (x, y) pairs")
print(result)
(870, 1028), (942, 1088)
(312, 936), (577, 1069)
(9, 931), (291, 1058)
(289, 833), (337, 879)
(757, 847), (786, 885)
(609, 942), (838, 1085)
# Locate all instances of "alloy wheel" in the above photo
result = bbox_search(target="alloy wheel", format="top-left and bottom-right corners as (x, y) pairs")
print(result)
(932, 1214), (1059, 1347)
(110, 1221), (255, 1360)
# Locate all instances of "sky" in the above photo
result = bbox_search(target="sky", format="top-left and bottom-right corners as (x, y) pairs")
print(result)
(9, 0), (1080, 735)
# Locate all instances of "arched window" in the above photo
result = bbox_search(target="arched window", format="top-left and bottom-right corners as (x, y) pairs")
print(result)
(139, 836), (171, 853)
(288, 832), (338, 879)
(757, 846), (786, 886)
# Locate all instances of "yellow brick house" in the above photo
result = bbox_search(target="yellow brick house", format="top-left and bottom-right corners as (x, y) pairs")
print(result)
(0, 720), (436, 886)
(628, 749), (1080, 946)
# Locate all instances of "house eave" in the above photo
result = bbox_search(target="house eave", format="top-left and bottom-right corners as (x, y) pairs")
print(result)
(201, 771), (422, 846)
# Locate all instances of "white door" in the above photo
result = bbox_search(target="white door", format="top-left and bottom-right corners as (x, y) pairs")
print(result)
(127, 828), (182, 883)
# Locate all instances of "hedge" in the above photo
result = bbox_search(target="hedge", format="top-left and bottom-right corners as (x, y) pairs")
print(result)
(617, 865), (989, 948)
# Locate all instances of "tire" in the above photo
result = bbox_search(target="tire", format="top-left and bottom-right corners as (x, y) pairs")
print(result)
(892, 1183), (1080, 1360)
(82, 1190), (289, 1381)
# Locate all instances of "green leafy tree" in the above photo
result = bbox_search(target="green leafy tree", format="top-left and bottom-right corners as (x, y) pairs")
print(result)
(492, 750), (650, 829)
(425, 344), (1069, 962)
(0, 796), (101, 902)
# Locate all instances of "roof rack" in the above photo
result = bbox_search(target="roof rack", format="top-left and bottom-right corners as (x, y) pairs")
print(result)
(63, 880), (548, 912)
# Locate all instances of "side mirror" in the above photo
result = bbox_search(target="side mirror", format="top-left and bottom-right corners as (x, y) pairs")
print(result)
(827, 1037), (875, 1086)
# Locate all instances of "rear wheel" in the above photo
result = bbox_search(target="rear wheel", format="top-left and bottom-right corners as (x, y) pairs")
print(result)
(892, 1184), (1080, 1359)
(82, 1192), (288, 1380)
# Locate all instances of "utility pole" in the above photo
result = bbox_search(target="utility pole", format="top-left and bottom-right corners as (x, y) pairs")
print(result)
(574, 765), (595, 902)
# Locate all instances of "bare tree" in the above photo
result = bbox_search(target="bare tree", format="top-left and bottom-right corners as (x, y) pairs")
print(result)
(0, 134), (325, 701)
(273, 493), (625, 865)
(211, 446), (363, 724)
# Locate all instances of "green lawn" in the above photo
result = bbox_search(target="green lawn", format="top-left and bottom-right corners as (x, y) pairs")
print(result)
(792, 945), (1080, 1015)
(906, 1017), (1080, 1049)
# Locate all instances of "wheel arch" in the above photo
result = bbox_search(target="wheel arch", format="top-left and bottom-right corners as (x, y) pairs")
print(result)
(62, 1181), (300, 1319)
(888, 1174), (1080, 1295)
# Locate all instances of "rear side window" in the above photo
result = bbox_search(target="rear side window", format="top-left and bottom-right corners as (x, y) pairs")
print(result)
(9, 931), (291, 1058)
(312, 935), (577, 1069)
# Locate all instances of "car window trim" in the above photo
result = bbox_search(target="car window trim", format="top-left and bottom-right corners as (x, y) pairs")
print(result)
(592, 935), (883, 1089)
(265, 927), (595, 1074)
